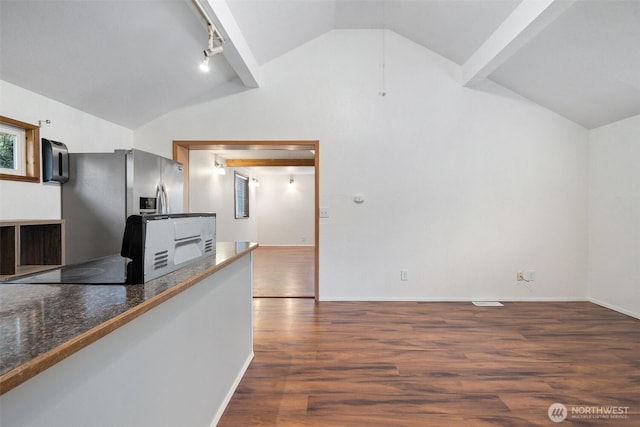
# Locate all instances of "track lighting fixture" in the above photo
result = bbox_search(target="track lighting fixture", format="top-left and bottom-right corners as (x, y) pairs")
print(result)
(192, 0), (225, 72)
(199, 24), (225, 72)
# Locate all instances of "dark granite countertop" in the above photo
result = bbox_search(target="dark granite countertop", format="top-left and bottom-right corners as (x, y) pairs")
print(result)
(0, 241), (257, 395)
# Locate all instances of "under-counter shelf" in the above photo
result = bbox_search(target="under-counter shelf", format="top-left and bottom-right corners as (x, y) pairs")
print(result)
(0, 220), (65, 280)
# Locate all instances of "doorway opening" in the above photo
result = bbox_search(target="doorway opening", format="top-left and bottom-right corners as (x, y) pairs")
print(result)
(253, 246), (314, 298)
(172, 140), (319, 301)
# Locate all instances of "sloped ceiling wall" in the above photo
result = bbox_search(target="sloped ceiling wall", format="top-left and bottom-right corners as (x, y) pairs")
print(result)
(1, 0), (638, 130)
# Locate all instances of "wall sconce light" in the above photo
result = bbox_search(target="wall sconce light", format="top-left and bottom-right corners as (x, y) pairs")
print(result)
(289, 175), (295, 185)
(214, 155), (226, 175)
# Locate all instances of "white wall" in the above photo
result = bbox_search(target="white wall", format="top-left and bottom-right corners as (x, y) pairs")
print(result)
(588, 115), (640, 319)
(255, 172), (314, 246)
(189, 150), (258, 242)
(135, 30), (589, 301)
(187, 153), (313, 245)
(0, 81), (133, 220)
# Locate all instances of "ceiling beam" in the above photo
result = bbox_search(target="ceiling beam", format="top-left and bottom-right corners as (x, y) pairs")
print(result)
(201, 0), (260, 88)
(225, 158), (315, 167)
(461, 0), (576, 87)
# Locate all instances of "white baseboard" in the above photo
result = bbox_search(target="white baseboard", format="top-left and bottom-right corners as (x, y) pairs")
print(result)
(317, 296), (640, 320)
(589, 297), (640, 320)
(209, 351), (254, 427)
(318, 296), (589, 302)
(258, 244), (314, 247)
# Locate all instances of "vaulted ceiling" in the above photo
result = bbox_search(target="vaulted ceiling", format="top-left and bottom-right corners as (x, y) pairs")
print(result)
(1, 0), (639, 130)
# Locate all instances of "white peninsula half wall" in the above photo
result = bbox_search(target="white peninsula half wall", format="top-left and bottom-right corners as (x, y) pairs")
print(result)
(0, 242), (256, 427)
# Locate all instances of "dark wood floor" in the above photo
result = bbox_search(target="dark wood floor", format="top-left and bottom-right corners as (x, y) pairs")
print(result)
(253, 246), (314, 298)
(219, 300), (640, 426)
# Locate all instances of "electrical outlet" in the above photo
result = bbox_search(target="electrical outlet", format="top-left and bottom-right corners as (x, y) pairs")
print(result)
(400, 270), (408, 281)
(517, 271), (524, 281)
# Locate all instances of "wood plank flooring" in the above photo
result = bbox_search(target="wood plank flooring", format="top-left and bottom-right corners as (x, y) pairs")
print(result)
(253, 246), (314, 298)
(218, 300), (640, 426)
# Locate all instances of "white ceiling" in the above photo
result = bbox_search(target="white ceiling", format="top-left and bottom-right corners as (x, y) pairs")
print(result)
(1, 0), (639, 130)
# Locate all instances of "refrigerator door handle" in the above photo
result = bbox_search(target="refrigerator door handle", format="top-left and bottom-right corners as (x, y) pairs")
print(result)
(155, 185), (163, 214)
(161, 184), (169, 214)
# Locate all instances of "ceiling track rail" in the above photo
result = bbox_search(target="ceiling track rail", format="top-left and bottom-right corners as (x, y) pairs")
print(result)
(191, 0), (225, 47)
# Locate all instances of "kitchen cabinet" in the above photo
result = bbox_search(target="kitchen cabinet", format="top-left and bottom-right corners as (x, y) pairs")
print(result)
(0, 220), (65, 279)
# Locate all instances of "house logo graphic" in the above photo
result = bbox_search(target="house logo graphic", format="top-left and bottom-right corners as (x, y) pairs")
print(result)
(548, 403), (568, 422)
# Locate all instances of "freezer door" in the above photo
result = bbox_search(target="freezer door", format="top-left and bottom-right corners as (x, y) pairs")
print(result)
(62, 152), (127, 264)
(161, 158), (184, 214)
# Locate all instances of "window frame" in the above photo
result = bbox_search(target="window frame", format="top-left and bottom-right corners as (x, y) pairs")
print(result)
(0, 116), (40, 183)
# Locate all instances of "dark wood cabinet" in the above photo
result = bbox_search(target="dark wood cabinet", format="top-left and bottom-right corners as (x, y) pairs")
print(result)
(0, 220), (65, 279)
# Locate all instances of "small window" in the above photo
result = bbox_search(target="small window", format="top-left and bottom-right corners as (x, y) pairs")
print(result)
(234, 172), (249, 218)
(0, 122), (26, 176)
(0, 116), (40, 183)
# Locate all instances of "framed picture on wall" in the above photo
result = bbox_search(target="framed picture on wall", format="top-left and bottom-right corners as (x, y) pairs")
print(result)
(234, 171), (249, 218)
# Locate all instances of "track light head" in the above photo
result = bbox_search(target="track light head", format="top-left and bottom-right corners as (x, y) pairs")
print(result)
(199, 53), (210, 72)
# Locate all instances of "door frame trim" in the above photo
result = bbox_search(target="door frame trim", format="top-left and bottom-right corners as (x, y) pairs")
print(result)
(173, 140), (319, 301)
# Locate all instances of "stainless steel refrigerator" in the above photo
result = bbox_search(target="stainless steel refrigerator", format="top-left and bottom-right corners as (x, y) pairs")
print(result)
(61, 149), (184, 264)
